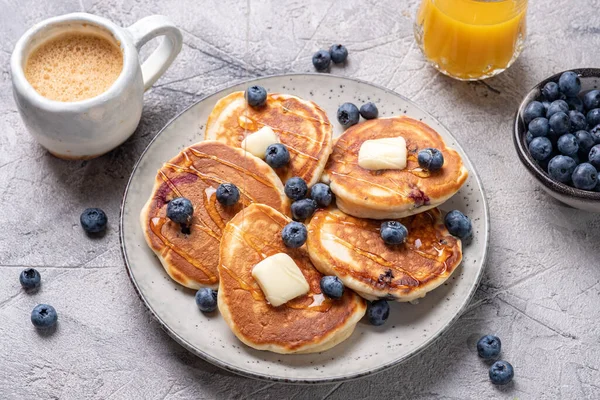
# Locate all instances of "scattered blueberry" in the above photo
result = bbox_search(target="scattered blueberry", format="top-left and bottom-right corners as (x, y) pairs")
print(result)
(80, 208), (108, 234)
(569, 110), (588, 132)
(576, 130), (595, 157)
(589, 145), (600, 169)
(310, 183), (333, 207)
(19, 268), (41, 290)
(417, 148), (444, 171)
(216, 183), (240, 206)
(557, 134), (579, 156)
(489, 361), (514, 385)
(558, 71), (581, 97)
(329, 44), (348, 64)
(320, 276), (344, 299)
(195, 288), (218, 313)
(245, 85), (267, 107)
(591, 125), (600, 144)
(367, 300), (390, 326)
(166, 197), (194, 225)
(541, 81), (560, 101)
(312, 50), (331, 71)
(583, 89), (600, 110)
(284, 177), (308, 200)
(528, 117), (549, 137)
(546, 99), (569, 118)
(444, 210), (473, 241)
(281, 221), (308, 248)
(528, 137), (553, 161)
(587, 109), (600, 127)
(548, 155), (577, 183)
(477, 335), (501, 360)
(31, 304), (57, 329)
(337, 102), (360, 127)
(572, 163), (598, 190)
(549, 112), (570, 134)
(265, 143), (290, 169)
(359, 102), (379, 119)
(526, 131), (534, 145)
(566, 96), (584, 113)
(523, 101), (545, 124)
(291, 198), (317, 221)
(380, 221), (408, 245)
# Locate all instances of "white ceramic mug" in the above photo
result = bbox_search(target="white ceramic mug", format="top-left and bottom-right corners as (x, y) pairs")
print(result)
(11, 13), (183, 159)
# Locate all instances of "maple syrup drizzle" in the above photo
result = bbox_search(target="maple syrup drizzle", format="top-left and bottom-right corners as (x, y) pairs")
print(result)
(203, 185), (227, 231)
(285, 144), (319, 161)
(149, 217), (218, 283)
(249, 117), (322, 144)
(220, 264), (264, 301)
(158, 170), (184, 197)
(328, 171), (407, 196)
(281, 104), (331, 126)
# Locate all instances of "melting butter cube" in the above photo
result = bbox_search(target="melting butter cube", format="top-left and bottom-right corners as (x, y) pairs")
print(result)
(241, 126), (279, 159)
(251, 253), (309, 307)
(358, 136), (407, 170)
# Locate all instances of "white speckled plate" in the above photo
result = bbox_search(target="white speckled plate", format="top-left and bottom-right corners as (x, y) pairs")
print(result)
(120, 74), (489, 383)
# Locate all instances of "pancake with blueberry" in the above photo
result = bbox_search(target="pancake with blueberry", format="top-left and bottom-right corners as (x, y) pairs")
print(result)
(140, 141), (288, 289)
(321, 116), (468, 219)
(205, 90), (333, 187)
(306, 207), (462, 302)
(218, 203), (366, 354)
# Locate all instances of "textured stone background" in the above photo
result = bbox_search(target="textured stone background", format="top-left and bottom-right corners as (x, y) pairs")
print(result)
(2, 0), (600, 399)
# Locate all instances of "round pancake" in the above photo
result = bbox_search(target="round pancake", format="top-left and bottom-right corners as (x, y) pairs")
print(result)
(306, 207), (462, 302)
(322, 116), (468, 219)
(218, 203), (366, 354)
(140, 141), (288, 289)
(205, 92), (333, 187)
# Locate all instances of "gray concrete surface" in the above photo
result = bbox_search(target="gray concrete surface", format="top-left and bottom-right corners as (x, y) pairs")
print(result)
(1, 0), (600, 398)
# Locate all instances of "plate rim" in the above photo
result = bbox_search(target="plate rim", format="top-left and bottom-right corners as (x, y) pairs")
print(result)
(119, 72), (490, 384)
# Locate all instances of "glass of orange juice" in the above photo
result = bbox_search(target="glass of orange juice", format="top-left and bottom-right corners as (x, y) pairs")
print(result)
(414, 0), (528, 81)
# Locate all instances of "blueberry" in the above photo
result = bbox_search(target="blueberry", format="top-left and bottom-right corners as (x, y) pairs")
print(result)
(320, 276), (344, 299)
(589, 145), (600, 169)
(281, 221), (308, 248)
(591, 125), (600, 144)
(576, 130), (595, 158)
(444, 210), (473, 241)
(417, 148), (444, 171)
(548, 155), (577, 183)
(337, 102), (360, 127)
(595, 175), (600, 192)
(265, 143), (290, 169)
(359, 102), (379, 119)
(19, 268), (41, 290)
(526, 131), (534, 145)
(245, 85), (267, 107)
(477, 335), (501, 360)
(547, 128), (562, 144)
(566, 96), (584, 113)
(367, 300), (390, 326)
(546, 100), (569, 118)
(583, 89), (600, 110)
(312, 50), (331, 71)
(166, 197), (194, 225)
(216, 183), (240, 206)
(528, 117), (549, 137)
(310, 183), (333, 207)
(541, 81), (560, 101)
(329, 44), (348, 64)
(542, 101), (551, 114)
(569, 110), (588, 132)
(549, 112), (570, 134)
(557, 134), (579, 156)
(489, 360), (514, 385)
(572, 163), (598, 190)
(80, 208), (108, 234)
(291, 198), (317, 221)
(380, 221), (408, 245)
(558, 71), (581, 96)
(587, 109), (600, 127)
(31, 304), (57, 329)
(195, 288), (218, 313)
(284, 177), (308, 200)
(523, 101), (545, 124)
(528, 137), (553, 161)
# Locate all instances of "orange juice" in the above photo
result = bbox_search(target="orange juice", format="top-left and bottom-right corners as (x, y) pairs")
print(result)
(415, 0), (527, 80)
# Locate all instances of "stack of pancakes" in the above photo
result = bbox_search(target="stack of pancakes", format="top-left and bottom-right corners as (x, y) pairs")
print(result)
(141, 91), (468, 354)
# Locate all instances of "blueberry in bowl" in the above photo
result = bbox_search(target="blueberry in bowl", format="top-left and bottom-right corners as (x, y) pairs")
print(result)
(514, 68), (600, 212)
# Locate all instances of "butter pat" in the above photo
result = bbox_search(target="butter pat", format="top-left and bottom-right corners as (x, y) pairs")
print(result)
(241, 126), (279, 159)
(251, 253), (309, 307)
(358, 137), (407, 170)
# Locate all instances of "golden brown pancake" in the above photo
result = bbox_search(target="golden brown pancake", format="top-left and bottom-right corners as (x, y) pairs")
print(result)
(141, 141), (288, 289)
(322, 116), (468, 219)
(205, 92), (333, 187)
(306, 207), (462, 302)
(218, 204), (366, 354)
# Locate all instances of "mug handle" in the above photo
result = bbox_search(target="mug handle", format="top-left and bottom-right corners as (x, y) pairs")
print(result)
(126, 15), (183, 91)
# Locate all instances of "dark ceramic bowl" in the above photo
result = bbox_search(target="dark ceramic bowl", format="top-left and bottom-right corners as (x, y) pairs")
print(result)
(513, 68), (600, 212)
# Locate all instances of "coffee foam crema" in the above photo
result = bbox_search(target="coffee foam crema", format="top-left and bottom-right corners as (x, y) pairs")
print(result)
(25, 32), (123, 102)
